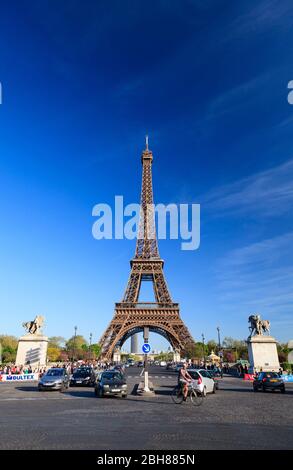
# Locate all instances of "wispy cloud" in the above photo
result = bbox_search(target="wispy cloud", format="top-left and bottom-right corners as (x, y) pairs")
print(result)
(205, 74), (269, 121)
(225, 0), (293, 41)
(216, 232), (293, 335)
(202, 159), (293, 217)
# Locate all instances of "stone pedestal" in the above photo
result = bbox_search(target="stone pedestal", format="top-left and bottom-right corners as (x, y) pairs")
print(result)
(16, 335), (48, 368)
(173, 350), (181, 362)
(247, 335), (280, 373)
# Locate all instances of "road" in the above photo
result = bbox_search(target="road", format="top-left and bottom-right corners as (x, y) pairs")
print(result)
(0, 366), (292, 450)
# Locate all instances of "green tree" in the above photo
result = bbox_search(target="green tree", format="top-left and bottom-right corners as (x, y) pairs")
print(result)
(66, 335), (88, 360)
(0, 335), (18, 363)
(48, 336), (66, 349)
(47, 346), (61, 362)
(207, 340), (218, 354)
(222, 337), (248, 361)
(66, 335), (88, 351)
(2, 350), (16, 363)
(128, 354), (140, 362)
(90, 344), (101, 359)
(154, 352), (173, 362)
(185, 342), (206, 360)
(0, 335), (18, 350)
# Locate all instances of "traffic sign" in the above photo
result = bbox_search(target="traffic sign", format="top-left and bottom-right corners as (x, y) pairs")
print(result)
(142, 343), (151, 354)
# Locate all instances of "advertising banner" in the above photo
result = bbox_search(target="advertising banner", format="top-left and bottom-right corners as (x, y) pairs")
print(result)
(244, 374), (255, 381)
(0, 373), (39, 382)
(281, 374), (293, 383)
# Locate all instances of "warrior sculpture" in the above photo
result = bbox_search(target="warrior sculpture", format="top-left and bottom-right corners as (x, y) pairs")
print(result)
(248, 314), (270, 337)
(22, 315), (44, 335)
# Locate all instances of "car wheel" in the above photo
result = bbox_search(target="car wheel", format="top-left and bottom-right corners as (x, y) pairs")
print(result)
(262, 386), (266, 393)
(97, 387), (103, 398)
(281, 387), (285, 394)
(203, 386), (207, 397)
(212, 385), (216, 394)
(253, 386), (258, 392)
(121, 394), (127, 398)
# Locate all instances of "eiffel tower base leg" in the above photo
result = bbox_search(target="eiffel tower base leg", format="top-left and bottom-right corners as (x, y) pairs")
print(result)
(173, 350), (181, 362)
(113, 349), (121, 363)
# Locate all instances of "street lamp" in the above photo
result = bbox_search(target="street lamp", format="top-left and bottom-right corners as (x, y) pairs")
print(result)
(202, 333), (206, 368)
(217, 326), (223, 366)
(89, 332), (92, 361)
(73, 326), (77, 363)
(217, 326), (221, 351)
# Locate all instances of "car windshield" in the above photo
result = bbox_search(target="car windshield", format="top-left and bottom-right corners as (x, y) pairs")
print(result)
(199, 370), (212, 378)
(74, 370), (90, 377)
(263, 372), (279, 379)
(46, 369), (63, 377)
(102, 372), (122, 380)
(187, 370), (200, 380)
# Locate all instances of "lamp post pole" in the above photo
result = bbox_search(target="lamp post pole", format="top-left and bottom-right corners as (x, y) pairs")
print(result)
(202, 333), (206, 368)
(144, 327), (150, 392)
(217, 326), (221, 351)
(73, 326), (77, 363)
(217, 326), (223, 367)
(89, 332), (92, 362)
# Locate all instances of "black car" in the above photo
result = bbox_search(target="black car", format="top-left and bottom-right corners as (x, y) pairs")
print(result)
(70, 367), (96, 387)
(113, 364), (125, 374)
(94, 370), (127, 398)
(253, 372), (285, 393)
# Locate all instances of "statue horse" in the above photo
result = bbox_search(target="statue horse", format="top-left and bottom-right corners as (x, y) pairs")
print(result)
(248, 314), (270, 336)
(22, 315), (44, 335)
(261, 319), (270, 335)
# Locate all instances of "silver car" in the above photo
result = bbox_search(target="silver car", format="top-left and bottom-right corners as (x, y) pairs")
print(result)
(187, 369), (216, 396)
(38, 368), (70, 392)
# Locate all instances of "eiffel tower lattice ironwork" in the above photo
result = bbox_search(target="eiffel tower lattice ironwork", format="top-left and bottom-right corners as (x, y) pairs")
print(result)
(99, 138), (195, 360)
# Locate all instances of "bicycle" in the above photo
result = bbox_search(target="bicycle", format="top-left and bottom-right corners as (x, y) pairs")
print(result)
(171, 381), (204, 406)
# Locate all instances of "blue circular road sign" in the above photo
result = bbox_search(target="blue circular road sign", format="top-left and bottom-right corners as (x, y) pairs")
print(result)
(142, 343), (151, 354)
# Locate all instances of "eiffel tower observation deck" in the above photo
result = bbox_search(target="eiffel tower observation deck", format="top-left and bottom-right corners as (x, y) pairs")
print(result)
(99, 138), (195, 361)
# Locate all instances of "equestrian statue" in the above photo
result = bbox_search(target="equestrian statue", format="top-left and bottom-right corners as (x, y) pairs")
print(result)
(248, 314), (270, 337)
(22, 315), (45, 335)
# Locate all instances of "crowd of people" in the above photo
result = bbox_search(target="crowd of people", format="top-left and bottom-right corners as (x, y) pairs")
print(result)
(0, 364), (37, 375)
(0, 360), (118, 378)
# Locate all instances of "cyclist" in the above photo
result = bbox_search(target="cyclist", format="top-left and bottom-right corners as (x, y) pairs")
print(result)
(179, 362), (193, 401)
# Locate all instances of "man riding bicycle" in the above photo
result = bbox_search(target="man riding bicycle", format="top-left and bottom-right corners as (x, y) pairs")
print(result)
(179, 363), (193, 401)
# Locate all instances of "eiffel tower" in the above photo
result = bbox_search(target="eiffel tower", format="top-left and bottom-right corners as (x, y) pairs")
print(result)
(99, 138), (195, 361)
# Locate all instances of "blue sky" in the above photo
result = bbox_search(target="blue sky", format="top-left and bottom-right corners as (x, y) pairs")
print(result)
(0, 0), (293, 350)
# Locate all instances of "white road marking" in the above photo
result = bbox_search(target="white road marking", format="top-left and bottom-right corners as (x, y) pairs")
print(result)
(0, 396), (82, 401)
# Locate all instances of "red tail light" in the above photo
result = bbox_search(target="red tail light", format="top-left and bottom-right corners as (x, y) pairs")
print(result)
(198, 376), (202, 385)
(262, 378), (267, 382)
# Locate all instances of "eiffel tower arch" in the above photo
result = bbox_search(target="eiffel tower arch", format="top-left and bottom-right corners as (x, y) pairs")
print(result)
(99, 139), (195, 361)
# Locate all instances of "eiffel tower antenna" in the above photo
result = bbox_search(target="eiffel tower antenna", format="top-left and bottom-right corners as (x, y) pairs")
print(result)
(145, 134), (149, 150)
(99, 140), (195, 361)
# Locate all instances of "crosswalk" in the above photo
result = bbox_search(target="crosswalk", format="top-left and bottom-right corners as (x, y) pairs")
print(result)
(130, 376), (173, 379)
